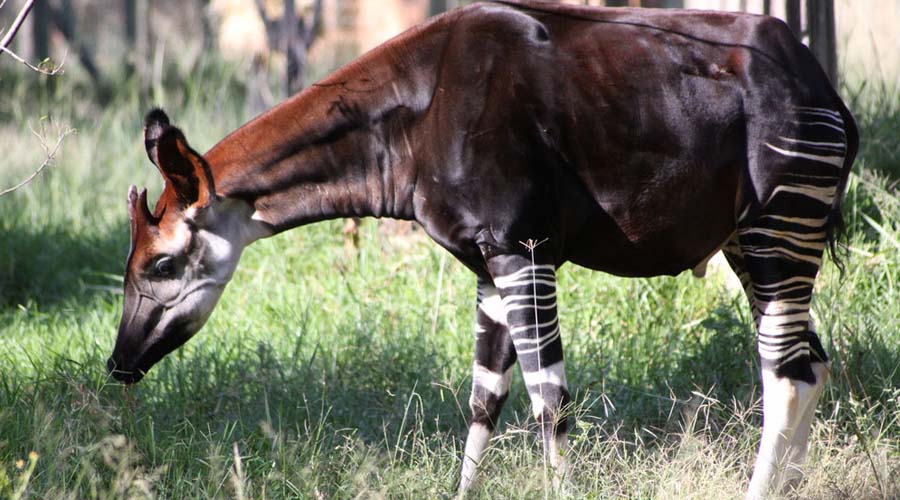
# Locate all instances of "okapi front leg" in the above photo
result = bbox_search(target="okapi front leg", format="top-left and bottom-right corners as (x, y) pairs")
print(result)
(459, 278), (517, 495)
(487, 254), (570, 482)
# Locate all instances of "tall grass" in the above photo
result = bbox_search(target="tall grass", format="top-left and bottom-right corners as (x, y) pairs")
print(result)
(0, 63), (899, 498)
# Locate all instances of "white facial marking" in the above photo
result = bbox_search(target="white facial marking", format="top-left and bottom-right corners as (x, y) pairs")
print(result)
(154, 219), (192, 255)
(137, 201), (257, 350)
(198, 229), (234, 263)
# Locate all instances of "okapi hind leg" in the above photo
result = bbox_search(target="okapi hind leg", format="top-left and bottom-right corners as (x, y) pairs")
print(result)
(739, 102), (848, 499)
(738, 219), (831, 499)
(458, 278), (517, 495)
(485, 253), (571, 487)
(726, 232), (828, 493)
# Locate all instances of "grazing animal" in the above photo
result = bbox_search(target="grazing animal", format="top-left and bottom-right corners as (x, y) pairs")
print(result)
(108, 1), (858, 497)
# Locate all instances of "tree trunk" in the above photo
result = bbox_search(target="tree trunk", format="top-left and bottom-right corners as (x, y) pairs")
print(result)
(429, 0), (447, 16)
(50, 0), (102, 84)
(785, 0), (801, 37)
(807, 0), (837, 86)
(283, 0), (301, 96)
(641, 0), (684, 6)
(124, 0), (150, 97)
(124, 0), (136, 50)
(198, 0), (214, 50)
(31, 0), (50, 62)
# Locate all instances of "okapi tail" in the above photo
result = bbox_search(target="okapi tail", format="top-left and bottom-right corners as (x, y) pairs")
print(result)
(825, 94), (860, 275)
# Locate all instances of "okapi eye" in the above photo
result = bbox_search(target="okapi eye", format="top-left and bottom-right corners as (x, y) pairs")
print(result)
(153, 257), (175, 278)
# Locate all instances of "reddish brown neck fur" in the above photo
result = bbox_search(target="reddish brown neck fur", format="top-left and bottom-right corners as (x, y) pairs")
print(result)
(202, 19), (450, 233)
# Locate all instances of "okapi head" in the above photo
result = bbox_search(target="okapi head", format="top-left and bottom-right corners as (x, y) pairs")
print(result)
(108, 110), (250, 383)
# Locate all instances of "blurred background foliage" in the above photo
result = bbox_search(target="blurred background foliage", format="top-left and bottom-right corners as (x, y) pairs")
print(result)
(1, 0), (897, 128)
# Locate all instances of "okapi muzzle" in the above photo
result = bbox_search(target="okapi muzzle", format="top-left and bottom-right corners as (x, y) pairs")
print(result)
(108, 110), (248, 384)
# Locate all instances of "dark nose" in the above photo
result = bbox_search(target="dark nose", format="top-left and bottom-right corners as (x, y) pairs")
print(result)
(106, 357), (143, 384)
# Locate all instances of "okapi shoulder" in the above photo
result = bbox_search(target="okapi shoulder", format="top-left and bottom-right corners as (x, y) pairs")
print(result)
(451, 2), (553, 46)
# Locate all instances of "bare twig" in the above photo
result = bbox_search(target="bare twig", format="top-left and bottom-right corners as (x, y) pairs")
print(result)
(0, 44), (66, 75)
(0, 0), (65, 75)
(0, 122), (74, 197)
(0, 0), (33, 49)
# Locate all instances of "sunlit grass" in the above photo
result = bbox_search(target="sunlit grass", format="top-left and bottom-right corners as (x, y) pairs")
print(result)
(0, 66), (898, 498)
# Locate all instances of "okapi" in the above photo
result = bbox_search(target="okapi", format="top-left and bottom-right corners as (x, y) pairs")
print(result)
(108, 1), (858, 497)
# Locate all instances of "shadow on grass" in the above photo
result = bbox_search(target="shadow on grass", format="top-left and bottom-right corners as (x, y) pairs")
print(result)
(0, 221), (129, 308)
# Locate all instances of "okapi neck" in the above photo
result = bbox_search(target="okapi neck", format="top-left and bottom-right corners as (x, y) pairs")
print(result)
(200, 22), (449, 235)
(203, 87), (427, 234)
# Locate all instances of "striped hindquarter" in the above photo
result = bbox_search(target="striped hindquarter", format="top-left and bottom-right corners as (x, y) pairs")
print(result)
(729, 106), (847, 498)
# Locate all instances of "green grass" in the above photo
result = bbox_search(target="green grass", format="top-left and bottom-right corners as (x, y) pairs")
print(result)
(1, 67), (899, 498)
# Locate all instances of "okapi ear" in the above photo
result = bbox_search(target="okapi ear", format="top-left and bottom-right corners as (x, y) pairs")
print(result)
(143, 109), (215, 209)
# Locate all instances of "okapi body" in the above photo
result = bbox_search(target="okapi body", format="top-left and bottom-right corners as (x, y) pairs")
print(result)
(108, 2), (858, 497)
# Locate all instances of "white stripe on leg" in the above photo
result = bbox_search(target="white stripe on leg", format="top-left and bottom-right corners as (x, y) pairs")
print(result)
(521, 360), (567, 388)
(472, 363), (513, 397)
(478, 290), (507, 327)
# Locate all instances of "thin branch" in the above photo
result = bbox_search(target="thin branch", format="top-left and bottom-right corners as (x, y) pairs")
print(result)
(252, 0), (267, 23)
(253, 0), (275, 33)
(0, 0), (34, 50)
(0, 43), (65, 75)
(0, 0), (65, 75)
(0, 123), (74, 197)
